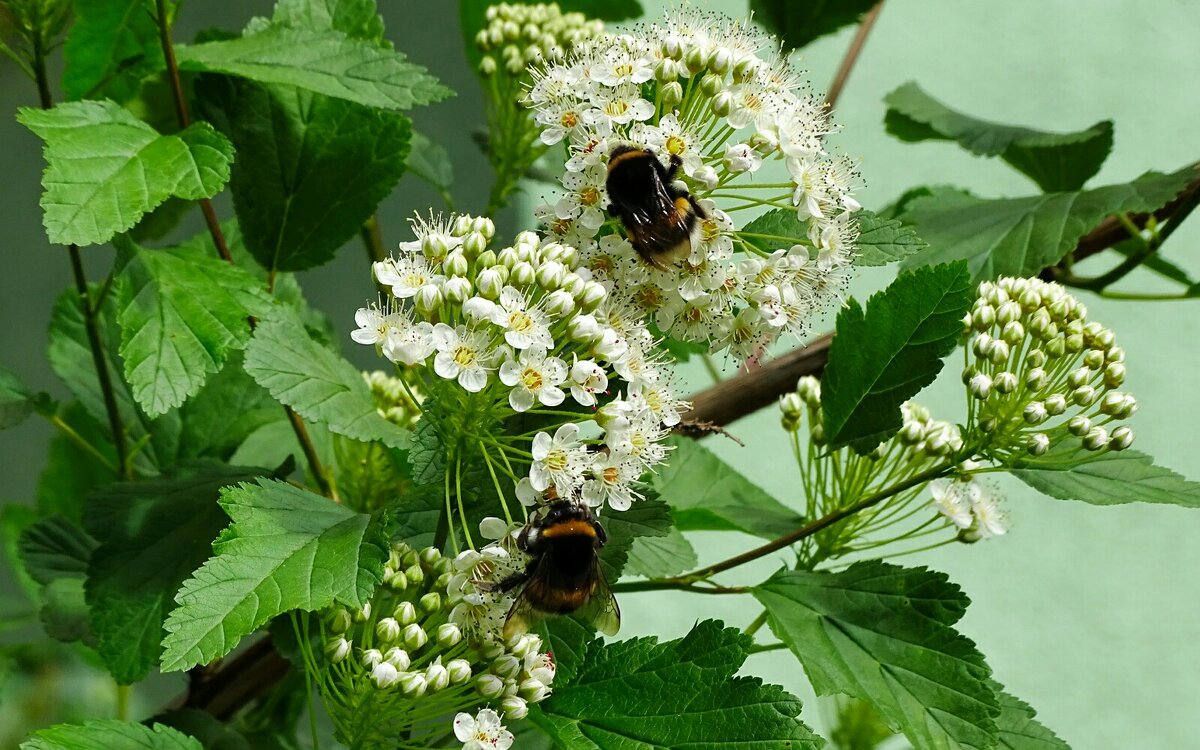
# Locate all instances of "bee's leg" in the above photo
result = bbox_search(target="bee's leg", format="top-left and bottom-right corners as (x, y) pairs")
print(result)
(662, 153), (683, 182)
(492, 570), (531, 593)
(686, 192), (707, 219)
(593, 520), (608, 548)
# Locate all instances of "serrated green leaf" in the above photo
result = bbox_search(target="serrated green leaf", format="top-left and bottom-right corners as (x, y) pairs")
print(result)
(855, 209), (928, 266)
(537, 616), (594, 685)
(115, 238), (271, 417)
(160, 478), (385, 672)
(750, 0), (878, 50)
(85, 465), (266, 683)
(18, 516), (98, 645)
(885, 82), (1113, 192)
(243, 310), (410, 448)
(407, 130), (455, 206)
(529, 619), (823, 748)
(18, 101), (234, 246)
(599, 496), (672, 582)
(991, 682), (1070, 749)
(175, 27), (451, 112)
(271, 0), (385, 42)
(755, 562), (999, 750)
(1011, 443), (1200, 508)
(178, 353), (284, 462)
(21, 720), (203, 750)
(0, 367), (36, 429)
(407, 417), (444, 486)
(625, 526), (697, 579)
(154, 710), (252, 750)
(737, 208), (809, 254)
(900, 167), (1196, 282)
(1, 504), (41, 602)
(653, 437), (805, 538)
(196, 75), (412, 272)
(821, 262), (972, 451)
(61, 0), (163, 103)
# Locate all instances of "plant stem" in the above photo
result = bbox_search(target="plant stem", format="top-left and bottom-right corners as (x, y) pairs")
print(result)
(360, 214), (387, 264)
(46, 414), (117, 473)
(30, 31), (132, 479)
(115, 683), (130, 721)
(743, 609), (769, 636)
(825, 1), (885, 110)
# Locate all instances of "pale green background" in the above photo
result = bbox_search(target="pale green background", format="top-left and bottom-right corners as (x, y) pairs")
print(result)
(2, 1), (1199, 747)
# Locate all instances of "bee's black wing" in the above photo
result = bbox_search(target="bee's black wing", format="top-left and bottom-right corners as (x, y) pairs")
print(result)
(574, 556), (621, 637)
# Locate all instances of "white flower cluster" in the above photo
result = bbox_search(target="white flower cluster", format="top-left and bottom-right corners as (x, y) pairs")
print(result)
(929, 469), (1008, 542)
(454, 708), (514, 750)
(315, 541), (553, 748)
(476, 2), (604, 75)
(527, 7), (860, 356)
(362, 370), (421, 428)
(963, 277), (1135, 458)
(352, 213), (681, 513)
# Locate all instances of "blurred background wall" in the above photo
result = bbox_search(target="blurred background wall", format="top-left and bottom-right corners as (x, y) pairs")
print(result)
(2, 0), (1198, 746)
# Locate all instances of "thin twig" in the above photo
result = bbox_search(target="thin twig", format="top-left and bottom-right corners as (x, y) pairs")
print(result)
(825, 1), (885, 111)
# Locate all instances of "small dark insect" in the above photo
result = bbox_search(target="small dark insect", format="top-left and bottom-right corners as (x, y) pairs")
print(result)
(605, 145), (707, 270)
(493, 500), (620, 639)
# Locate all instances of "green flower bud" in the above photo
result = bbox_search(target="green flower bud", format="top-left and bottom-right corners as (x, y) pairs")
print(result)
(501, 696), (529, 719)
(376, 617), (401, 642)
(447, 658), (474, 684)
(403, 623), (428, 651)
(1026, 433), (1050, 455)
(1068, 415), (1092, 437)
(419, 592), (442, 613)
(385, 647), (410, 671)
(1083, 426), (1109, 451)
(476, 673), (506, 698)
(395, 601), (417, 625)
(1109, 426), (1134, 451)
(325, 637), (351, 664)
(1045, 394), (1067, 415)
(1103, 362), (1126, 388)
(1071, 385), (1097, 406)
(661, 80), (684, 108)
(329, 608), (352, 634)
(399, 671), (427, 697)
(437, 622), (462, 647)
(426, 661), (450, 692)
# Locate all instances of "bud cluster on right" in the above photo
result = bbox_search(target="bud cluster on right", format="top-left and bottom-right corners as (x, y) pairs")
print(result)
(962, 277), (1135, 460)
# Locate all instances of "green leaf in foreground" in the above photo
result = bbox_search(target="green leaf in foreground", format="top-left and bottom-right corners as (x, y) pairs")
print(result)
(653, 437), (805, 538)
(85, 465), (265, 684)
(992, 683), (1070, 749)
(750, 0), (878, 50)
(61, 0), (163, 103)
(243, 310), (410, 448)
(18, 100), (234, 247)
(854, 209), (929, 266)
(737, 208), (808, 254)
(197, 75), (412, 272)
(0, 367), (36, 429)
(175, 27), (451, 112)
(21, 720), (202, 750)
(407, 131), (455, 207)
(1011, 442), (1200, 508)
(270, 0), (385, 42)
(821, 262), (972, 450)
(529, 619), (823, 748)
(885, 82), (1113, 192)
(755, 562), (999, 750)
(116, 238), (270, 417)
(900, 167), (1196, 282)
(161, 478), (384, 672)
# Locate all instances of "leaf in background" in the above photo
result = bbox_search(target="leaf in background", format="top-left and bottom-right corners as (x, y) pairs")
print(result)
(61, 0), (164, 103)
(529, 620), (823, 748)
(750, 0), (879, 50)
(900, 167), (1196, 282)
(854, 209), (928, 266)
(821, 262), (972, 451)
(243, 310), (410, 448)
(21, 720), (202, 750)
(84, 465), (265, 684)
(2, 504), (41, 603)
(625, 526), (697, 578)
(270, 0), (385, 42)
(161, 478), (385, 672)
(597, 495), (672, 582)
(35, 404), (119, 522)
(18, 101), (234, 247)
(1011, 442), (1200, 508)
(755, 562), (1000, 749)
(154, 710), (252, 750)
(407, 131), (456, 207)
(175, 27), (451, 111)
(178, 353), (284, 462)
(0, 367), (36, 429)
(885, 82), (1113, 192)
(653, 437), (805, 538)
(115, 238), (270, 417)
(197, 75), (412, 272)
(991, 682), (1070, 749)
(18, 516), (98, 645)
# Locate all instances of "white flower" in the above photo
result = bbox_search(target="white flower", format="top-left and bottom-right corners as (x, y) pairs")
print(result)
(499, 346), (569, 412)
(631, 113), (704, 177)
(351, 305), (398, 346)
(382, 320), (435, 366)
(432, 324), (497, 392)
(554, 165), (608, 231)
(629, 380), (687, 428)
(582, 450), (641, 510)
(453, 708), (514, 750)
(966, 482), (1009, 539)
(723, 142), (762, 173)
(569, 358), (609, 406)
(582, 83), (655, 133)
(491, 286), (554, 350)
(604, 404), (669, 471)
(530, 423), (588, 493)
(374, 255), (442, 299)
(929, 480), (972, 529)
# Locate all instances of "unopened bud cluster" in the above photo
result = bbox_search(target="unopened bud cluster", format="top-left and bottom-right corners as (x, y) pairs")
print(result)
(476, 3), (604, 76)
(962, 277), (1135, 459)
(312, 541), (554, 749)
(362, 371), (421, 429)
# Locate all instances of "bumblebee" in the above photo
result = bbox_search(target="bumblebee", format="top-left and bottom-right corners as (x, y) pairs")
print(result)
(494, 500), (620, 638)
(606, 145), (707, 270)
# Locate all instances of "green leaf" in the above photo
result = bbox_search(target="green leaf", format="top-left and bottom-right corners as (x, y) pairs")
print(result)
(537, 615), (594, 685)
(407, 416), (446, 486)
(737, 208), (808, 254)
(1, 504), (41, 602)
(0, 367), (36, 429)
(154, 709), (252, 750)
(61, 0), (164, 103)
(755, 562), (1000, 750)
(270, 0), (385, 42)
(854, 209), (928, 266)
(243, 310), (410, 448)
(196, 75), (412, 272)
(750, 0), (879, 50)
(178, 353), (285, 461)
(885, 82), (1113, 193)
(175, 27), (451, 112)
(36, 403), (119, 521)
(991, 683), (1070, 749)
(407, 131), (455, 206)
(529, 619), (823, 748)
(625, 526), (697, 579)
(598, 496), (672, 582)
(821, 262), (972, 451)
(21, 720), (202, 750)
(160, 478), (385, 672)
(115, 238), (270, 417)
(18, 101), (235, 247)
(1011, 443), (1200, 508)
(653, 437), (805, 538)
(18, 516), (98, 645)
(900, 167), (1196, 282)
(85, 465), (266, 683)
